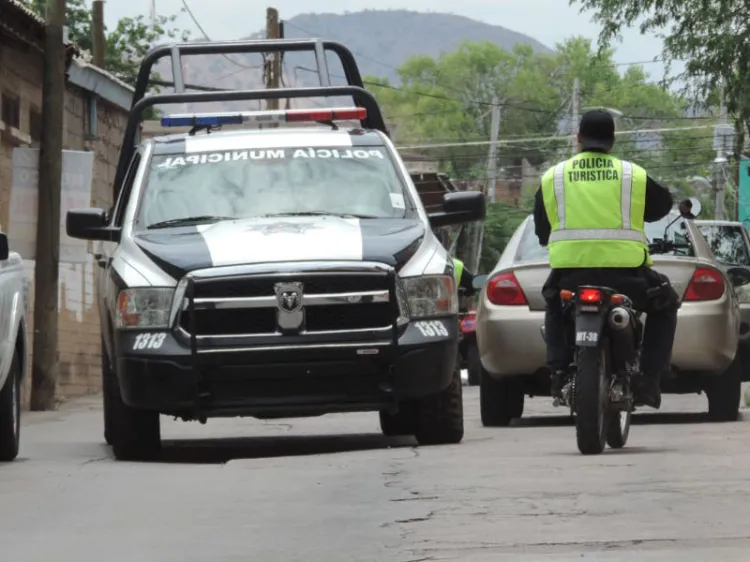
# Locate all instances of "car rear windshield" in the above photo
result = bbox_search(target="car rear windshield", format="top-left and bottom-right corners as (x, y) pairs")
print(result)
(515, 219), (549, 263)
(515, 214), (697, 262)
(696, 224), (750, 266)
(137, 144), (411, 228)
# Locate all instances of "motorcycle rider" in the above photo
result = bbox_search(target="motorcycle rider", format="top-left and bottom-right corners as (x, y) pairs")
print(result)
(533, 109), (679, 409)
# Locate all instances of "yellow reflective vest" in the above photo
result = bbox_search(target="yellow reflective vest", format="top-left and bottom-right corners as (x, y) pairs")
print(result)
(453, 258), (464, 284)
(540, 152), (652, 269)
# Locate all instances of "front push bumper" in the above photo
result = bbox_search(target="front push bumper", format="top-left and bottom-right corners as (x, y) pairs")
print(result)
(114, 317), (459, 418)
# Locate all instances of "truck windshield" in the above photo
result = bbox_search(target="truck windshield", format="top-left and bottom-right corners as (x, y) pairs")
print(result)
(696, 224), (750, 266)
(137, 144), (410, 228)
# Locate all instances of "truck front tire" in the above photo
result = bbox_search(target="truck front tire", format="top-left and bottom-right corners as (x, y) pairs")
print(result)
(413, 365), (464, 445)
(110, 369), (161, 461)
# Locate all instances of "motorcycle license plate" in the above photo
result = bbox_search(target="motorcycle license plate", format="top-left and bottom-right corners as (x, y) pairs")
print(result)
(576, 331), (598, 344)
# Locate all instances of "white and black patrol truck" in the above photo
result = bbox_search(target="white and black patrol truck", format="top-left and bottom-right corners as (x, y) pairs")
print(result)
(66, 39), (485, 461)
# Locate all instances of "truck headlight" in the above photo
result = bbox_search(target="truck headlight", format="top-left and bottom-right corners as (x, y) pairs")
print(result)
(116, 288), (174, 329)
(401, 275), (458, 318)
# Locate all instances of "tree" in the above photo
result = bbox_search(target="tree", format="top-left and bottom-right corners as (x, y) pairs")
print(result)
(368, 37), (708, 183)
(568, 0), (749, 153)
(20, 0), (189, 87)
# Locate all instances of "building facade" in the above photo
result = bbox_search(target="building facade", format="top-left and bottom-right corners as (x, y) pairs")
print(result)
(1, 0), (132, 406)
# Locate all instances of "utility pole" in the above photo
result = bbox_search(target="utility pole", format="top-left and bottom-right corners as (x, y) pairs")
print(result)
(91, 0), (106, 68)
(470, 97), (501, 273)
(714, 91), (731, 220)
(571, 77), (580, 156)
(31, 0), (66, 411)
(265, 7), (281, 113)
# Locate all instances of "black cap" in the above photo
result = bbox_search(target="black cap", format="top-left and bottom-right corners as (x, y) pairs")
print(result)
(578, 109), (615, 151)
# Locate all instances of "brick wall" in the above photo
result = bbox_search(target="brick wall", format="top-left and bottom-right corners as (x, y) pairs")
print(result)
(1, 38), (129, 407)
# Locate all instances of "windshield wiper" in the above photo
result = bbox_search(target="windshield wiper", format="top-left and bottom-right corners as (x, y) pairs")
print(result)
(259, 211), (381, 219)
(147, 215), (233, 229)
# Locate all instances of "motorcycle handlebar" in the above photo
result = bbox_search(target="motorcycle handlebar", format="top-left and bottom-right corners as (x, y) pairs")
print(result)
(648, 240), (691, 254)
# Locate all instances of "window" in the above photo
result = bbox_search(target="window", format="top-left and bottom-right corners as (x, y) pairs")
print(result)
(697, 225), (750, 266)
(136, 144), (412, 229)
(644, 212), (695, 257)
(515, 219), (550, 263)
(29, 109), (42, 142)
(1, 92), (20, 129)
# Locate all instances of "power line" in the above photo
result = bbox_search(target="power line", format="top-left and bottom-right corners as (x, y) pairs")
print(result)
(180, 0), (263, 71)
(397, 125), (717, 150)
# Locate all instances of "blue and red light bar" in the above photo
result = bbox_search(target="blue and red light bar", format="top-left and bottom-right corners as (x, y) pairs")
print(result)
(160, 106), (367, 128)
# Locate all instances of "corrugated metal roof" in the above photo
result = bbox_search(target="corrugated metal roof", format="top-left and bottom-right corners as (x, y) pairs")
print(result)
(5, 0), (45, 25)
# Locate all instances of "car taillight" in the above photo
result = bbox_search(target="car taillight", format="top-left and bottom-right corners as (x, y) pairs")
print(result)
(486, 272), (528, 306)
(684, 267), (725, 301)
(459, 313), (476, 333)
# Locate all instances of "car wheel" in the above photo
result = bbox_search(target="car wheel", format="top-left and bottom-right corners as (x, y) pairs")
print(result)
(706, 350), (742, 422)
(0, 353), (21, 462)
(480, 364), (524, 427)
(413, 365), (464, 445)
(467, 342), (481, 386)
(110, 367), (161, 461)
(101, 337), (115, 446)
(379, 401), (417, 436)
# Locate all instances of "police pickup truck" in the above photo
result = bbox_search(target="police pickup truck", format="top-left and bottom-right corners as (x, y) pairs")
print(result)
(66, 39), (485, 460)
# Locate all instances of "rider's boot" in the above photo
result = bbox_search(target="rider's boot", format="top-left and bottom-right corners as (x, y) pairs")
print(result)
(633, 373), (662, 409)
(550, 369), (565, 400)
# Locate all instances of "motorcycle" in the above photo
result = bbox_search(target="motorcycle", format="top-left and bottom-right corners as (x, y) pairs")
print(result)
(542, 238), (686, 455)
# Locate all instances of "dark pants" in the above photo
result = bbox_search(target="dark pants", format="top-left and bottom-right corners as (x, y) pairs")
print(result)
(543, 267), (679, 378)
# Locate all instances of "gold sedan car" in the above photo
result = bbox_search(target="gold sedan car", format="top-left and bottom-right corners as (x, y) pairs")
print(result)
(475, 210), (742, 426)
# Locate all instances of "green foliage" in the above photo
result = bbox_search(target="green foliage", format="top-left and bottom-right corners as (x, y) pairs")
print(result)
(368, 36), (710, 185)
(478, 203), (530, 273)
(19, 0), (189, 87)
(569, 0), (750, 148)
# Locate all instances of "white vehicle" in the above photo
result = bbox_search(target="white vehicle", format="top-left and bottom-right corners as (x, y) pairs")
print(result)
(66, 40), (486, 461)
(0, 232), (28, 461)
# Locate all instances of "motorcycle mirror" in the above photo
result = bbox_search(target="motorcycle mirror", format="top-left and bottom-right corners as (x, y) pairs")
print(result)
(679, 197), (702, 218)
(472, 274), (488, 290)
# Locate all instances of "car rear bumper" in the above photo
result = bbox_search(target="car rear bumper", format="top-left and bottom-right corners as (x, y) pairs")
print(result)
(113, 318), (459, 418)
(476, 299), (738, 380)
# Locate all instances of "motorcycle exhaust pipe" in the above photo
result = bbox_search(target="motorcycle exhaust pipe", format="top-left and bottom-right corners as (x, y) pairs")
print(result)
(608, 307), (631, 331)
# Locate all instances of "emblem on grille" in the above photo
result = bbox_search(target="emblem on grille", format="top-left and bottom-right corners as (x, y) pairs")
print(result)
(274, 281), (305, 332)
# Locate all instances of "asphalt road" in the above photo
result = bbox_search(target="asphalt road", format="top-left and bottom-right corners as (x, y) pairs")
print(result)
(1, 387), (750, 562)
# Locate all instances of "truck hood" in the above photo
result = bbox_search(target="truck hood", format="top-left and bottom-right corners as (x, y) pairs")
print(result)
(132, 216), (426, 279)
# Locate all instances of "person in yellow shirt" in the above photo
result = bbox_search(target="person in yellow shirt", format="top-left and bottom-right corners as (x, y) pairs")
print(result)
(534, 109), (679, 409)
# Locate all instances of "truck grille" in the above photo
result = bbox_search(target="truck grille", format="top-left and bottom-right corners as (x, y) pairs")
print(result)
(179, 270), (397, 339)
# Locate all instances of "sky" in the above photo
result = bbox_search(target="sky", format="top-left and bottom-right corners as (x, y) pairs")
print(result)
(103, 0), (679, 81)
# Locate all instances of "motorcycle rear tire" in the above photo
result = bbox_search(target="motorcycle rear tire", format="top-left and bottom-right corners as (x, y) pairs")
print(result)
(574, 345), (610, 455)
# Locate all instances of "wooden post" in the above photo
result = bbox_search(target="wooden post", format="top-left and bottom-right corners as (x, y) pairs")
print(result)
(265, 7), (280, 113)
(30, 0), (67, 410)
(92, 0), (106, 68)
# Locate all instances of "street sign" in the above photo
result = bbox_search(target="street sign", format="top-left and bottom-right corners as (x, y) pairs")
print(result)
(738, 156), (750, 226)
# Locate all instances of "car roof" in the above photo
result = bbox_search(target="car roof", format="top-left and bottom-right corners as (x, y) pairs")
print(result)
(148, 127), (387, 155)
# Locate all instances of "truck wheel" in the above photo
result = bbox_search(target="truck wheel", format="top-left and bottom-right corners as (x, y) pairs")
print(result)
(0, 353), (21, 462)
(101, 337), (115, 446)
(110, 370), (161, 461)
(467, 343), (481, 386)
(706, 350), (742, 422)
(379, 402), (417, 436)
(480, 365), (524, 427)
(414, 365), (464, 445)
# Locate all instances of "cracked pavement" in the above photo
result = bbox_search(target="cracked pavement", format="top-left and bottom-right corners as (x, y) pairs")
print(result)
(1, 387), (750, 561)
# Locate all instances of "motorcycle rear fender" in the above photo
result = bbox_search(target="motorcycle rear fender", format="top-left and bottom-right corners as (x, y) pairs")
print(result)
(573, 308), (607, 348)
